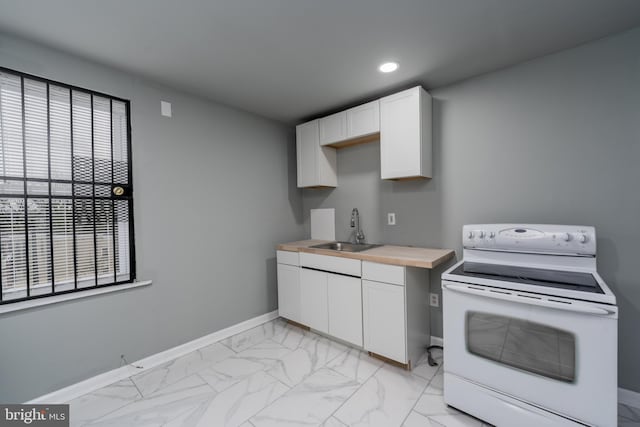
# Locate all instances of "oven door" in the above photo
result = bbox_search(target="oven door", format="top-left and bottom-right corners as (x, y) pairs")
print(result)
(442, 280), (618, 427)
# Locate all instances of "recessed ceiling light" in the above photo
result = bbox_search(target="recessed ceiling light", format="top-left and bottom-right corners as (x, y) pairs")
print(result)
(379, 62), (399, 73)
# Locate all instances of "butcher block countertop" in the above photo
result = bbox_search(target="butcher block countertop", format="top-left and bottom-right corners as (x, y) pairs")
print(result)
(277, 239), (455, 269)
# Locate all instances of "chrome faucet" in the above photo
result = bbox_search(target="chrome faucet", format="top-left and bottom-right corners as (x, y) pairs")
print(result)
(350, 208), (366, 244)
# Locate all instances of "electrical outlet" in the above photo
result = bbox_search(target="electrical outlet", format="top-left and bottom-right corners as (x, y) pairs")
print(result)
(430, 293), (439, 307)
(387, 213), (396, 225)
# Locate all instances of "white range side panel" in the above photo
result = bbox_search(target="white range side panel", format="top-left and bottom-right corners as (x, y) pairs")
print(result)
(327, 273), (363, 346)
(346, 100), (380, 139)
(319, 111), (347, 146)
(296, 119), (337, 188)
(405, 266), (431, 367)
(277, 263), (301, 323)
(300, 268), (329, 333)
(362, 279), (407, 363)
(380, 86), (432, 179)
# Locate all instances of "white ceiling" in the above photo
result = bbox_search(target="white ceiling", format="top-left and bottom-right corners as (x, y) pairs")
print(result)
(0, 0), (639, 124)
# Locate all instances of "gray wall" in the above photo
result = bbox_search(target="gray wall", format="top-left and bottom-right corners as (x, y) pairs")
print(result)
(303, 27), (640, 392)
(0, 34), (304, 402)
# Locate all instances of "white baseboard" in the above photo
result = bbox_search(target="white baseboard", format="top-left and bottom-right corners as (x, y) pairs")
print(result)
(430, 336), (443, 347)
(619, 387), (640, 409)
(27, 310), (279, 404)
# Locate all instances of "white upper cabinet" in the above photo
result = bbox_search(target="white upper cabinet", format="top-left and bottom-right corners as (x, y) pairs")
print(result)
(379, 86), (432, 180)
(296, 120), (337, 188)
(297, 87), (432, 187)
(319, 111), (347, 146)
(346, 100), (379, 139)
(319, 101), (380, 147)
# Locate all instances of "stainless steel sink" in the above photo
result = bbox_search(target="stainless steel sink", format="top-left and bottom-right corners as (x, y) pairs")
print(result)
(310, 241), (381, 252)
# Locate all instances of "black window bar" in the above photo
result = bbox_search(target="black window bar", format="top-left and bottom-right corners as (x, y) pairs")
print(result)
(0, 66), (136, 305)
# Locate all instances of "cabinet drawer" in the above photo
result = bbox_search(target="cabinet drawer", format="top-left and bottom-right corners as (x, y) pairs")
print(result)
(362, 261), (405, 286)
(300, 252), (361, 277)
(277, 250), (299, 266)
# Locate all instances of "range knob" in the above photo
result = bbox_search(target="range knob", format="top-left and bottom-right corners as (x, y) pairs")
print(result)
(477, 230), (486, 238)
(489, 231), (496, 239)
(562, 233), (572, 242)
(578, 234), (588, 243)
(467, 231), (475, 239)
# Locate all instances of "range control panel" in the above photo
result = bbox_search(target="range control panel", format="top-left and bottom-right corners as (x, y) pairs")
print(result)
(462, 224), (596, 256)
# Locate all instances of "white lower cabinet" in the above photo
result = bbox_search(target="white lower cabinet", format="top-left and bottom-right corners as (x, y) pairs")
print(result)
(300, 268), (329, 333)
(327, 273), (363, 347)
(362, 279), (407, 363)
(279, 252), (430, 368)
(299, 268), (363, 344)
(277, 263), (301, 323)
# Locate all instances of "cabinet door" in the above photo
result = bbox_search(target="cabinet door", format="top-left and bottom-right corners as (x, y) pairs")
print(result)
(296, 120), (319, 187)
(362, 280), (407, 363)
(300, 268), (328, 333)
(277, 263), (300, 323)
(319, 111), (347, 146)
(327, 274), (363, 347)
(347, 100), (379, 139)
(380, 87), (423, 179)
(296, 120), (338, 188)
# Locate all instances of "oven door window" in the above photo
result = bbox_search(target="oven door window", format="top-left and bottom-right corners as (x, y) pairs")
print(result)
(466, 312), (575, 382)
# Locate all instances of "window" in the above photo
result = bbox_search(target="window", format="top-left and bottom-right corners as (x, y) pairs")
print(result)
(0, 67), (135, 305)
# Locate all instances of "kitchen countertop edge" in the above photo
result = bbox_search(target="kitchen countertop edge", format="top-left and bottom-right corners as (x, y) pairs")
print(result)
(276, 240), (455, 269)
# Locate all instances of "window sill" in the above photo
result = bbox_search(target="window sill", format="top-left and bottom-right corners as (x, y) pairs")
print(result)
(0, 280), (152, 315)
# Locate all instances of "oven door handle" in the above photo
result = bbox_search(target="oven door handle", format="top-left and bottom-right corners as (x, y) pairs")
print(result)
(443, 283), (616, 316)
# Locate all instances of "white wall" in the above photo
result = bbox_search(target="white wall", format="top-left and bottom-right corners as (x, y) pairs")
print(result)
(304, 26), (640, 391)
(0, 33), (305, 402)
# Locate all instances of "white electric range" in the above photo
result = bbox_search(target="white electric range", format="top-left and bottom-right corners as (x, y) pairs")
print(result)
(442, 224), (618, 427)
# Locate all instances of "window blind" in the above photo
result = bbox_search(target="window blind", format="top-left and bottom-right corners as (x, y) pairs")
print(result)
(0, 67), (135, 304)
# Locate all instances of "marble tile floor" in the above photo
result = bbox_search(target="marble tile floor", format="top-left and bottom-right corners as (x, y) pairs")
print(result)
(68, 318), (639, 427)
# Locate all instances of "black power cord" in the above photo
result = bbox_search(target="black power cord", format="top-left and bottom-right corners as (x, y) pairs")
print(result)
(426, 345), (443, 366)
